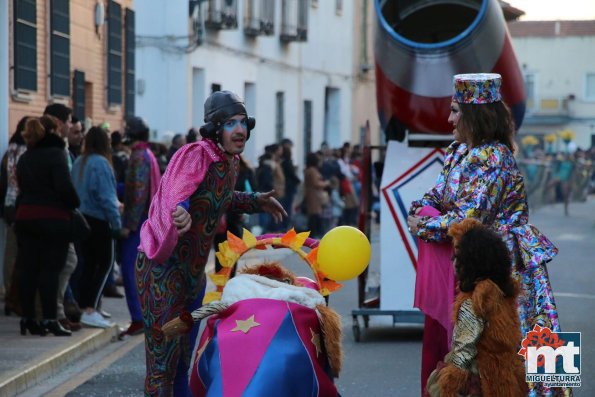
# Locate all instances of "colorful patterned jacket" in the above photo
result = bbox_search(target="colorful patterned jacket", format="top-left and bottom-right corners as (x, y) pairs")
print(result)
(139, 139), (260, 264)
(409, 141), (557, 269)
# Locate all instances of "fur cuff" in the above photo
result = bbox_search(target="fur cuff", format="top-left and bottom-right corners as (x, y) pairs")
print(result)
(438, 364), (470, 397)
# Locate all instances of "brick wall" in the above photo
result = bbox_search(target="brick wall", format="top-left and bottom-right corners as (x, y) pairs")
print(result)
(8, 0), (134, 136)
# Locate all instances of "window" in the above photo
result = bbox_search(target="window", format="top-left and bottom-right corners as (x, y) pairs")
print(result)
(205, 0), (238, 30)
(276, 92), (284, 142)
(280, 0), (308, 42)
(586, 73), (595, 101)
(50, 0), (70, 97)
(324, 87), (340, 147)
(211, 83), (221, 93)
(13, 0), (37, 91)
(524, 73), (536, 111)
(72, 70), (85, 120)
(107, 0), (122, 106)
(303, 100), (312, 161)
(260, 0), (275, 35)
(244, 0), (275, 36)
(336, 0), (343, 15)
(125, 8), (135, 117)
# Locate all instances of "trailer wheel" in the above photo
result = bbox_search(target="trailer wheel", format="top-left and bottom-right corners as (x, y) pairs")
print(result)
(352, 317), (361, 342)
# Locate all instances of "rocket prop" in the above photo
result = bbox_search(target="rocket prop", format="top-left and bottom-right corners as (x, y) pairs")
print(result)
(160, 227), (371, 397)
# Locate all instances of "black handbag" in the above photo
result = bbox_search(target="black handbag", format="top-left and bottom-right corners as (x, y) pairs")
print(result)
(71, 209), (91, 242)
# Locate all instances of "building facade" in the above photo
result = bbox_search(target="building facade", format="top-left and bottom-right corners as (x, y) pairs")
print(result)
(135, 0), (379, 167)
(4, 0), (135, 145)
(509, 20), (595, 149)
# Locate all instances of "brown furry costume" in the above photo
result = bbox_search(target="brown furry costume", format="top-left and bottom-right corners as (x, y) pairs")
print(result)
(436, 279), (528, 397)
(429, 219), (528, 397)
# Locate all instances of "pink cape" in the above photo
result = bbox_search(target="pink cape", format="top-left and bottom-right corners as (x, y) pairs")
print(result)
(413, 206), (455, 343)
(138, 140), (226, 263)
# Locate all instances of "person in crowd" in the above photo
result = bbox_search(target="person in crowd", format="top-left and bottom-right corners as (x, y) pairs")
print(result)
(107, 131), (130, 301)
(119, 117), (161, 338)
(407, 73), (566, 397)
(320, 141), (342, 182)
(213, 154), (256, 274)
(15, 117), (79, 336)
(186, 127), (199, 144)
(1, 116), (30, 316)
(111, 131), (130, 200)
(67, 116), (84, 161)
(426, 219), (527, 397)
(136, 90), (286, 395)
(149, 142), (169, 174)
(304, 152), (330, 238)
(44, 104), (82, 332)
(71, 127), (126, 329)
(280, 138), (301, 230)
(338, 145), (359, 227)
(167, 134), (185, 163)
(255, 144), (282, 232)
(548, 152), (575, 216)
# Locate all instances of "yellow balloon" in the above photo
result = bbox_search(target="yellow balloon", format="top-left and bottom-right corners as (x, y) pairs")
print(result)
(317, 226), (371, 281)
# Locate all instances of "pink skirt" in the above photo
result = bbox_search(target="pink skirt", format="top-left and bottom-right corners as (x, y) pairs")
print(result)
(413, 206), (455, 344)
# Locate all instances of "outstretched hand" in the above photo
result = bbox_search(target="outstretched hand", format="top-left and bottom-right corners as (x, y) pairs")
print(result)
(172, 205), (191, 236)
(257, 190), (288, 224)
(407, 215), (421, 235)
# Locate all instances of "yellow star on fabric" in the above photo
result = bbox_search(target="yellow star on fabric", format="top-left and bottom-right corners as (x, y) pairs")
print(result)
(231, 315), (261, 334)
(310, 328), (321, 357)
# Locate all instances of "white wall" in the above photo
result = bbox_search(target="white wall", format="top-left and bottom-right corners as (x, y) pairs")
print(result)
(512, 35), (595, 148)
(135, 0), (358, 165)
(135, 1), (190, 139)
(1, 0), (8, 151)
(0, 0), (8, 291)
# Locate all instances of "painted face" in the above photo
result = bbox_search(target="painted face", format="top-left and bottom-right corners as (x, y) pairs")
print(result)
(448, 101), (465, 144)
(219, 114), (248, 154)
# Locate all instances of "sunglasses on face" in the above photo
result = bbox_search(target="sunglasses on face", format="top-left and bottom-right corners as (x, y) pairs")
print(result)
(222, 118), (248, 131)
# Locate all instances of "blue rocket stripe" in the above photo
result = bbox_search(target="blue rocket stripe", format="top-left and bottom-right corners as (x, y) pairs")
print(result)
(198, 322), (223, 396)
(243, 311), (318, 397)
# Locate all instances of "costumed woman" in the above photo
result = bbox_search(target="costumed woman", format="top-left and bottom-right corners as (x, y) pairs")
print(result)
(136, 90), (286, 396)
(407, 73), (569, 397)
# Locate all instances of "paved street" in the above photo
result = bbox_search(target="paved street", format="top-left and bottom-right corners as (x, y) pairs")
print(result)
(8, 197), (595, 397)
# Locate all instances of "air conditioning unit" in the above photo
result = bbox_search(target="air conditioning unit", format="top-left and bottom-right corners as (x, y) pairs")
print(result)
(205, 0), (238, 30)
(280, 0), (307, 42)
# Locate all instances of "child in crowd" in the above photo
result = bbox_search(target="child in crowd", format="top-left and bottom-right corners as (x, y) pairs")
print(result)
(426, 218), (527, 397)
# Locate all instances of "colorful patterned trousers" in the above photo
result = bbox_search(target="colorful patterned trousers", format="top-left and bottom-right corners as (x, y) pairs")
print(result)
(136, 252), (206, 397)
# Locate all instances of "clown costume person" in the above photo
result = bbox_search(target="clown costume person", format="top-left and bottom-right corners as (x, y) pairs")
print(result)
(407, 74), (569, 397)
(136, 90), (286, 396)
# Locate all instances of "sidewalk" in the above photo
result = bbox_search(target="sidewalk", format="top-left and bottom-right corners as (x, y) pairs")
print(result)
(0, 245), (292, 397)
(0, 196), (593, 397)
(0, 291), (130, 397)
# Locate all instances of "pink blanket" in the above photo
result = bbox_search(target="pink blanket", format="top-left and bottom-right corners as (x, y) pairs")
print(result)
(413, 206), (455, 343)
(139, 140), (226, 263)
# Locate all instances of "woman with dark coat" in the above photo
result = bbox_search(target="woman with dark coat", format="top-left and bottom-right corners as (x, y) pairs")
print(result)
(15, 117), (80, 336)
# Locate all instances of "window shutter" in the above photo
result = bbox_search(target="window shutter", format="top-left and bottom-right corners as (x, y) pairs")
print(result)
(125, 8), (135, 117)
(50, 0), (70, 97)
(14, 0), (37, 91)
(73, 70), (85, 121)
(108, 0), (123, 105)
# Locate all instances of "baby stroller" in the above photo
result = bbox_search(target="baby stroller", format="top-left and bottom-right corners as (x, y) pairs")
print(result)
(162, 229), (345, 397)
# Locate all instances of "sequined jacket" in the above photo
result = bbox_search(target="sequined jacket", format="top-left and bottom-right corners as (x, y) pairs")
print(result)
(409, 141), (557, 269)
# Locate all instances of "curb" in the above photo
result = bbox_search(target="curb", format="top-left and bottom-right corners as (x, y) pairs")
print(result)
(0, 324), (119, 397)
